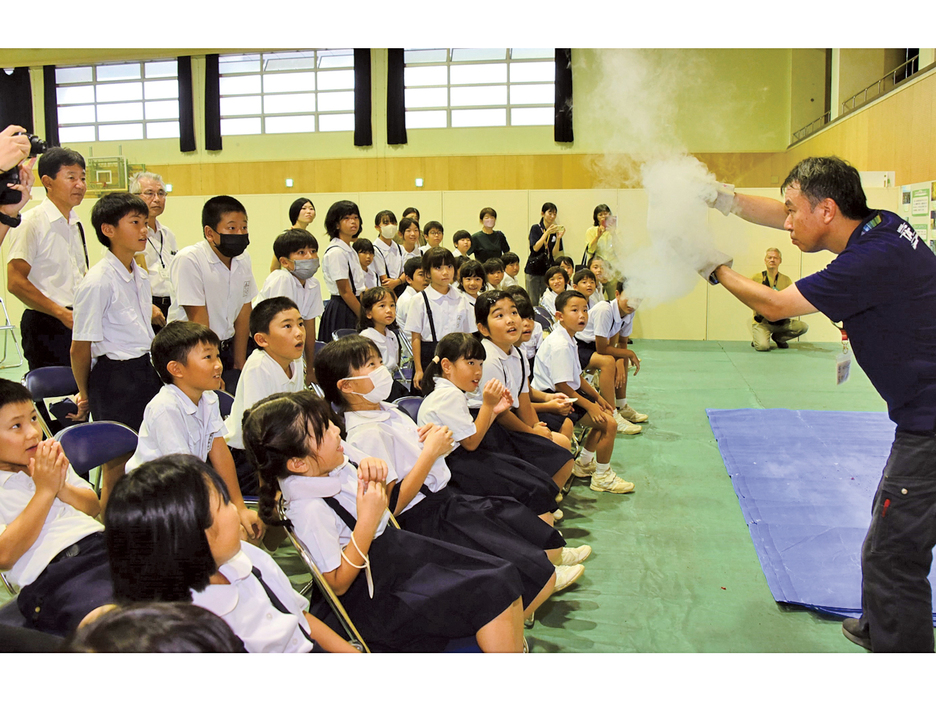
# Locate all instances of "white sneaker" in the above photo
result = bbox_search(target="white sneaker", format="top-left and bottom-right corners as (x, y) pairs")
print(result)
(572, 458), (596, 477)
(617, 403), (648, 423)
(590, 469), (635, 494)
(614, 411), (643, 434)
(558, 545), (592, 566)
(552, 509), (563, 521)
(554, 564), (585, 592)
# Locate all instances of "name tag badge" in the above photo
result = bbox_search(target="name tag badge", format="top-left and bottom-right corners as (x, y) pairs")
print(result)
(159, 265), (171, 280)
(836, 349), (852, 385)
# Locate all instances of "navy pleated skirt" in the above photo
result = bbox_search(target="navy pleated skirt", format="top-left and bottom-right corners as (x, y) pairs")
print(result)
(318, 295), (359, 342)
(469, 408), (573, 481)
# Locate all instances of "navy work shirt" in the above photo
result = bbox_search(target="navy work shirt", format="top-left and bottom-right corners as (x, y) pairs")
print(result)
(797, 210), (936, 432)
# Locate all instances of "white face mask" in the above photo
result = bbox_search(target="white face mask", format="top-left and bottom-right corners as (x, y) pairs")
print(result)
(343, 365), (393, 403)
(381, 224), (398, 239)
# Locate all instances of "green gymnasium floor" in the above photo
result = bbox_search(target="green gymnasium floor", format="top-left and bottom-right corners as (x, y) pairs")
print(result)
(0, 339), (888, 653)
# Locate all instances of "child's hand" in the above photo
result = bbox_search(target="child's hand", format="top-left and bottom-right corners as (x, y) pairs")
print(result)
(481, 379), (507, 408)
(412, 368), (423, 390)
(416, 422), (436, 443)
(493, 387), (513, 415)
(623, 349), (640, 375)
(67, 394), (90, 422)
(357, 457), (388, 485)
(27, 440), (68, 497)
(531, 422), (552, 439)
(356, 478), (388, 527)
(545, 399), (572, 416)
(238, 507), (265, 544)
(421, 423), (454, 460)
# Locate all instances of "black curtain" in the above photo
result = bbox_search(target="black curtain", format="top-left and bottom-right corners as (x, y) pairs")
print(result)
(204, 54), (222, 151)
(0, 67), (34, 134)
(554, 48), (573, 143)
(178, 56), (196, 152)
(353, 49), (373, 146)
(386, 48), (407, 145)
(42, 65), (60, 147)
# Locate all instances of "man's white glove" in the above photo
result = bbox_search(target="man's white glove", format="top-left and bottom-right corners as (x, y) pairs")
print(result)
(698, 250), (733, 285)
(705, 182), (736, 216)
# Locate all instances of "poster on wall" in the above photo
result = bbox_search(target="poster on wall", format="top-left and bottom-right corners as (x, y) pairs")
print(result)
(912, 189), (929, 216)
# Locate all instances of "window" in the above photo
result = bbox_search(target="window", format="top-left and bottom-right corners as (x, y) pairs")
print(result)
(403, 49), (555, 129)
(218, 50), (355, 136)
(55, 60), (180, 143)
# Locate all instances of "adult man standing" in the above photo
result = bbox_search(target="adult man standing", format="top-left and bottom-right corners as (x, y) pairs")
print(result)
(130, 171), (177, 328)
(749, 247), (808, 351)
(7, 147), (88, 370)
(704, 156), (936, 653)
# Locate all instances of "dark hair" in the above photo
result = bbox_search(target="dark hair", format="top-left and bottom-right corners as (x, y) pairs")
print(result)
(324, 200), (362, 240)
(398, 217), (419, 236)
(352, 237), (375, 255)
(0, 378), (34, 414)
(288, 197), (315, 227)
(453, 230), (472, 246)
(403, 256), (424, 280)
(474, 289), (516, 331)
(273, 228), (318, 260)
(555, 255), (574, 269)
(38, 146), (85, 181)
(421, 246), (456, 274)
(500, 251), (520, 267)
(541, 202), (557, 215)
(510, 292), (534, 320)
(479, 207), (497, 221)
(242, 391), (336, 527)
(151, 321), (221, 385)
(592, 204), (612, 226)
(423, 221), (444, 237)
(503, 285), (530, 303)
(615, 279), (625, 294)
(357, 286), (396, 331)
(573, 268), (597, 285)
(105, 455), (230, 604)
(421, 332), (486, 395)
(313, 335), (381, 409)
(454, 255), (469, 275)
(250, 296), (300, 337)
(483, 258), (505, 274)
(374, 209), (397, 227)
(544, 265), (569, 287)
(781, 156), (872, 221)
(457, 259), (487, 293)
(402, 207), (420, 221)
(556, 289), (587, 313)
(202, 195), (247, 232)
(65, 602), (245, 653)
(90, 192), (149, 247)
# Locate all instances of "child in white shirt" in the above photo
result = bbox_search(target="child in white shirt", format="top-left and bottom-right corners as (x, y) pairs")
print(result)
(357, 286), (410, 401)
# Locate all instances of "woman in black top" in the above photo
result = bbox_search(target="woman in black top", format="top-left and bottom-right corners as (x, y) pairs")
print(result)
(524, 202), (564, 305)
(469, 207), (510, 263)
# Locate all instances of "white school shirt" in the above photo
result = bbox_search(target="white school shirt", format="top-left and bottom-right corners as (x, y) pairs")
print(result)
(467, 338), (528, 410)
(126, 384), (227, 471)
(344, 404), (452, 509)
(360, 327), (400, 373)
(373, 237), (404, 281)
(576, 299), (634, 344)
(403, 285), (472, 342)
(532, 324), (582, 392)
(190, 543), (313, 653)
(363, 263), (378, 290)
(7, 197), (88, 307)
(280, 449), (391, 575)
(72, 250), (154, 362)
(589, 288), (605, 307)
(0, 467), (102, 588)
(395, 286), (417, 328)
(460, 290), (479, 312)
(141, 220), (178, 297)
(501, 272), (519, 289)
(255, 268), (324, 321)
(520, 321), (544, 361)
(167, 240), (258, 341)
(225, 349), (305, 450)
(321, 238), (366, 297)
(539, 289), (558, 318)
(401, 246), (420, 267)
(417, 377), (477, 443)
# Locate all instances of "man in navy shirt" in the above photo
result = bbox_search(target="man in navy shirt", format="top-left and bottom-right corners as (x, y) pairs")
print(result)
(703, 156), (936, 653)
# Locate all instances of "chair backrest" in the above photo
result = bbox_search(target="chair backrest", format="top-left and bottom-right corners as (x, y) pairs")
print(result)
(314, 340), (327, 355)
(214, 389), (235, 419)
(23, 366), (78, 401)
(55, 421), (139, 478)
(533, 306), (554, 332)
(331, 328), (358, 341)
(393, 396), (423, 422)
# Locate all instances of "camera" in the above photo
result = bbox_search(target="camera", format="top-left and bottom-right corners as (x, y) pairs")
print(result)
(0, 133), (47, 206)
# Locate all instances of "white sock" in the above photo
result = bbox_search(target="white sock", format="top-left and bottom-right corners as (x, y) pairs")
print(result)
(595, 461), (612, 475)
(615, 397), (627, 409)
(578, 448), (595, 465)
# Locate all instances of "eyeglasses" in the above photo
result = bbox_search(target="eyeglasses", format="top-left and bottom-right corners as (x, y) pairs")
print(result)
(141, 190), (167, 199)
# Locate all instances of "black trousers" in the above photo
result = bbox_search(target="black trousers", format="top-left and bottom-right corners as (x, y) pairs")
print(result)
(21, 308), (72, 370)
(88, 354), (162, 432)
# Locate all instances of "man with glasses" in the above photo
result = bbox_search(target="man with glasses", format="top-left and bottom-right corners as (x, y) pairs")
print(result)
(130, 171), (177, 329)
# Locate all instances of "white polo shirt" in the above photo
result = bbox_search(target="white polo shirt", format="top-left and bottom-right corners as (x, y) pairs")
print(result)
(467, 338), (528, 410)
(373, 237), (404, 281)
(417, 377), (477, 443)
(142, 220), (178, 298)
(7, 197), (88, 308)
(321, 238), (365, 297)
(576, 299), (634, 344)
(72, 250), (154, 362)
(520, 321), (544, 361)
(344, 404), (451, 509)
(502, 272), (519, 289)
(190, 543), (313, 653)
(167, 240), (258, 341)
(401, 246), (420, 267)
(360, 327), (400, 373)
(532, 324), (581, 392)
(589, 288), (605, 307)
(255, 269), (324, 321)
(0, 467), (103, 588)
(363, 263), (378, 290)
(224, 349), (304, 450)
(281, 449), (391, 575)
(403, 286), (472, 342)
(395, 286), (417, 328)
(126, 384), (226, 471)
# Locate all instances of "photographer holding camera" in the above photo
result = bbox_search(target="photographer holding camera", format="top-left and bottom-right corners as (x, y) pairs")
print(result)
(0, 125), (37, 246)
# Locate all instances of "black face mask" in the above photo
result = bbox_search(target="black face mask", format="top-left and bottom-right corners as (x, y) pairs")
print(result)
(215, 233), (249, 258)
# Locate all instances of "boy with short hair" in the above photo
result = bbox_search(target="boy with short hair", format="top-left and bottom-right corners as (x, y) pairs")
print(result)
(71, 192), (164, 504)
(372, 210), (405, 296)
(453, 230), (473, 257)
(533, 290), (635, 494)
(556, 256), (575, 286)
(254, 228), (322, 385)
(126, 321), (263, 541)
(224, 297), (307, 497)
(167, 195), (258, 390)
(0, 379), (113, 637)
(395, 255), (427, 329)
(501, 252), (521, 289)
(420, 220), (444, 254)
(352, 237), (378, 289)
(483, 257), (506, 290)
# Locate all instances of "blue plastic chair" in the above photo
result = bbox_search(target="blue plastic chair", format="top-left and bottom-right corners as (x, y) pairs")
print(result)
(214, 389), (235, 419)
(534, 306), (554, 332)
(393, 396), (423, 423)
(55, 421), (139, 481)
(22, 366), (79, 438)
(332, 328), (358, 341)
